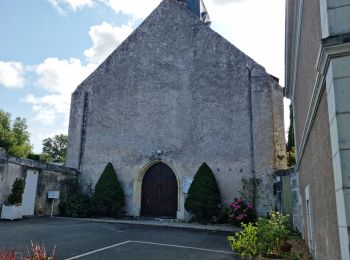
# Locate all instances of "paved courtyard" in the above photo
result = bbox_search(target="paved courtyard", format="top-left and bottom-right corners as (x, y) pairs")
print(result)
(0, 218), (237, 259)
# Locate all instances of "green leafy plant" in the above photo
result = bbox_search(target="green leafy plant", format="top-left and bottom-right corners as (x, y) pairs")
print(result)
(185, 163), (221, 222)
(287, 147), (296, 167)
(228, 223), (259, 258)
(228, 211), (290, 259)
(7, 178), (25, 205)
(91, 162), (125, 217)
(59, 178), (91, 218)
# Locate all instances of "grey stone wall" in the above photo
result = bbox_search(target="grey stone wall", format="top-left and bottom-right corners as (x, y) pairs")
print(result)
(0, 148), (78, 216)
(67, 0), (285, 218)
(271, 78), (287, 170)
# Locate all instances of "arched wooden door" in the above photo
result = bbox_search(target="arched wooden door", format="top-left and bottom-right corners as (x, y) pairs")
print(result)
(141, 163), (178, 217)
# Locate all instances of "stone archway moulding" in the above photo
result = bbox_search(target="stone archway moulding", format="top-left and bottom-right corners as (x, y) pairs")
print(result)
(132, 159), (185, 220)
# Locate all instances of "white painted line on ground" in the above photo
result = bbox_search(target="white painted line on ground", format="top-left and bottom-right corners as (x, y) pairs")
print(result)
(63, 241), (131, 260)
(130, 240), (233, 254)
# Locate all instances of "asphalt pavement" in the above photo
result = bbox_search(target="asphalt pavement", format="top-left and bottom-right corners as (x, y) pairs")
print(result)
(0, 217), (238, 260)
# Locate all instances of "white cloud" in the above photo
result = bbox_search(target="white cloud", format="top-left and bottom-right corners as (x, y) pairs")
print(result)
(36, 58), (96, 94)
(23, 21), (132, 130)
(84, 22), (133, 63)
(0, 61), (25, 88)
(210, 0), (243, 5)
(23, 58), (97, 126)
(48, 0), (161, 18)
(205, 0), (288, 133)
(48, 0), (93, 12)
(99, 0), (162, 19)
(206, 0), (285, 82)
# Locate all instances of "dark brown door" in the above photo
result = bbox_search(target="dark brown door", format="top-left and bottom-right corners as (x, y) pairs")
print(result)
(141, 163), (178, 217)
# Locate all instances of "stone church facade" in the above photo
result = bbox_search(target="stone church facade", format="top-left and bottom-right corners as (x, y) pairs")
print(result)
(66, 0), (286, 220)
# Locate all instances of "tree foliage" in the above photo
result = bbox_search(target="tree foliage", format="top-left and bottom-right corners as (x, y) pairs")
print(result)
(41, 134), (68, 163)
(185, 162), (221, 222)
(286, 104), (296, 167)
(0, 109), (32, 157)
(91, 162), (125, 217)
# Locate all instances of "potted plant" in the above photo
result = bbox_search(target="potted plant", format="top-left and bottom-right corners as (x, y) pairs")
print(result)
(1, 178), (25, 220)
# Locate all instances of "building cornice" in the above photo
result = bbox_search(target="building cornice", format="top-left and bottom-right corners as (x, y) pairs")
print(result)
(285, 0), (304, 99)
(295, 41), (350, 170)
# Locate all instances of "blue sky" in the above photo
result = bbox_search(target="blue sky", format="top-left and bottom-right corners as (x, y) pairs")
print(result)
(0, 0), (287, 153)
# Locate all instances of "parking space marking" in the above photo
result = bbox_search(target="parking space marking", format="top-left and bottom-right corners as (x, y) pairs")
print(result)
(130, 240), (233, 254)
(64, 240), (234, 259)
(64, 241), (131, 260)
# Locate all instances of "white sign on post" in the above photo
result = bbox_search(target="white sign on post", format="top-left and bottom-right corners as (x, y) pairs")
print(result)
(48, 191), (60, 199)
(48, 191), (60, 217)
(183, 177), (193, 194)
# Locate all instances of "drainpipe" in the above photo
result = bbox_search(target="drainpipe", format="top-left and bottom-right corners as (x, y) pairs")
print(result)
(245, 65), (258, 207)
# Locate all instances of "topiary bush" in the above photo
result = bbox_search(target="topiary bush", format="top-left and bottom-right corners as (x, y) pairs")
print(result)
(91, 162), (125, 217)
(185, 162), (221, 222)
(7, 178), (25, 205)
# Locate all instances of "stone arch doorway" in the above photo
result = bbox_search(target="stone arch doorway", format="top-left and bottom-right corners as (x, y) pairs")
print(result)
(141, 163), (178, 217)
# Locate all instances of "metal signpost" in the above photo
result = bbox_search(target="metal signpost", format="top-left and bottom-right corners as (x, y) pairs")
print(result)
(48, 191), (60, 217)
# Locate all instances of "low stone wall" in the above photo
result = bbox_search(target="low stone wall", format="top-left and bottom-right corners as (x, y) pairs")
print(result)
(0, 147), (78, 216)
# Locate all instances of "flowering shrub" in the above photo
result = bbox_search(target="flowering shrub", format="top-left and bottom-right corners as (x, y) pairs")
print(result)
(0, 242), (56, 260)
(0, 249), (16, 260)
(229, 198), (257, 226)
(25, 241), (56, 260)
(257, 211), (290, 257)
(228, 223), (259, 258)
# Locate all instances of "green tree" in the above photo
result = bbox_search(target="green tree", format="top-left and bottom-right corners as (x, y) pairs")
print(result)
(286, 104), (296, 167)
(91, 162), (125, 217)
(185, 162), (221, 222)
(0, 109), (32, 157)
(41, 134), (68, 163)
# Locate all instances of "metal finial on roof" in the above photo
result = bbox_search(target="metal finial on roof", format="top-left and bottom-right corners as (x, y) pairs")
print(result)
(200, 0), (211, 26)
(185, 0), (211, 26)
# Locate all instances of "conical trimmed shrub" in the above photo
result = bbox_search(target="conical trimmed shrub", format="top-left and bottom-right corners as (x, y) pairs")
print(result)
(91, 162), (125, 217)
(185, 162), (221, 221)
(7, 178), (25, 205)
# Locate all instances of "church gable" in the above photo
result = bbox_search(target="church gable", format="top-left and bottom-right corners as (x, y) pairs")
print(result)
(66, 0), (285, 220)
(75, 0), (264, 95)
